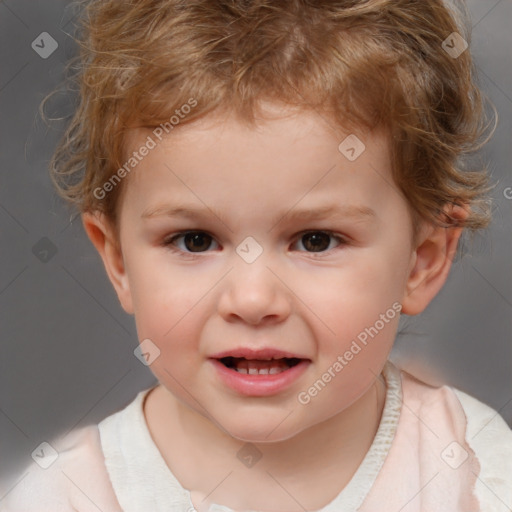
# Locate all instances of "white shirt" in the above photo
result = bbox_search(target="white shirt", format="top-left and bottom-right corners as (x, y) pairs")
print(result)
(1, 361), (511, 511)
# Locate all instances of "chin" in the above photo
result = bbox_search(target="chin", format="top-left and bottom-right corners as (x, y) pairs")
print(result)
(214, 409), (310, 444)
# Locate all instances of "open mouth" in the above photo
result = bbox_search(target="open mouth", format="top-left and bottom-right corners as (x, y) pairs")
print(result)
(219, 356), (302, 375)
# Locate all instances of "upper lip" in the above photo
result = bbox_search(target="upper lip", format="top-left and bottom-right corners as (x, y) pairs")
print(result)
(209, 348), (310, 361)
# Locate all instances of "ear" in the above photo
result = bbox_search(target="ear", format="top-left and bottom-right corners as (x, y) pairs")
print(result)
(401, 204), (468, 316)
(82, 212), (134, 314)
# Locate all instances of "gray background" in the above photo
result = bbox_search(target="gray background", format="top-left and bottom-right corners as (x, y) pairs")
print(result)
(1, 0), (511, 491)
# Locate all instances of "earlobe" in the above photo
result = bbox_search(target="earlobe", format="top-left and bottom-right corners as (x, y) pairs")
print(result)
(401, 205), (467, 316)
(81, 212), (134, 314)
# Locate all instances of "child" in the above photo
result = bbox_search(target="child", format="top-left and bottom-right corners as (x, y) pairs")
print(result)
(2, 0), (511, 510)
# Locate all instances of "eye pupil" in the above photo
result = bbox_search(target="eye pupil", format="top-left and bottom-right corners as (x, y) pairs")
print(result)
(302, 232), (330, 252)
(171, 231), (339, 255)
(184, 232), (211, 252)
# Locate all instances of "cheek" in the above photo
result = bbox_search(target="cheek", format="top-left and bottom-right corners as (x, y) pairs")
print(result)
(134, 296), (204, 399)
(125, 272), (204, 377)
(297, 312), (399, 417)
(292, 252), (402, 391)
(125, 249), (201, 329)
(298, 256), (402, 334)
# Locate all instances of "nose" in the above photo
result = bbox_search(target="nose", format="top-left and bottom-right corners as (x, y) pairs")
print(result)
(217, 259), (292, 326)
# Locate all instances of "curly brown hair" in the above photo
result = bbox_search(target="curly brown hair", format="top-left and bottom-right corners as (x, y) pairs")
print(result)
(46, 0), (495, 243)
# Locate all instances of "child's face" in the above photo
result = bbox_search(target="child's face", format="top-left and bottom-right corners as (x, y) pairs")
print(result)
(90, 105), (429, 442)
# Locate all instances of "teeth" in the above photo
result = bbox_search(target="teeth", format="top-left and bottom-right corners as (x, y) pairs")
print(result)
(232, 358), (290, 375)
(235, 366), (286, 375)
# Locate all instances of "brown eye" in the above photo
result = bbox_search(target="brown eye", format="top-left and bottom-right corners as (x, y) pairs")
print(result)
(165, 231), (217, 253)
(183, 232), (213, 252)
(295, 231), (345, 253)
(301, 232), (330, 252)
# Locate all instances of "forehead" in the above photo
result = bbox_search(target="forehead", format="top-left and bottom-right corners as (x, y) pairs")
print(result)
(119, 107), (397, 223)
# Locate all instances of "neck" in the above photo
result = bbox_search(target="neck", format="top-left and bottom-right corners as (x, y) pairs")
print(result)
(144, 375), (387, 511)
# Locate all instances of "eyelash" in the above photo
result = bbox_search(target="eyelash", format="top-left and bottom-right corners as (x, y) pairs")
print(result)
(161, 230), (348, 258)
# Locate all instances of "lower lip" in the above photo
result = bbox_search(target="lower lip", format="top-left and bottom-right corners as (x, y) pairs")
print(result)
(209, 359), (310, 396)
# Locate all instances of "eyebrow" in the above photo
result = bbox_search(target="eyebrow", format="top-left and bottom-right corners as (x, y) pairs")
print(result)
(141, 202), (376, 227)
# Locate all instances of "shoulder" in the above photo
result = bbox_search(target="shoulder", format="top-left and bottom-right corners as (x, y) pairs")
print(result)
(397, 366), (512, 509)
(0, 425), (122, 512)
(452, 386), (512, 444)
(452, 387), (512, 508)
(399, 366), (512, 459)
